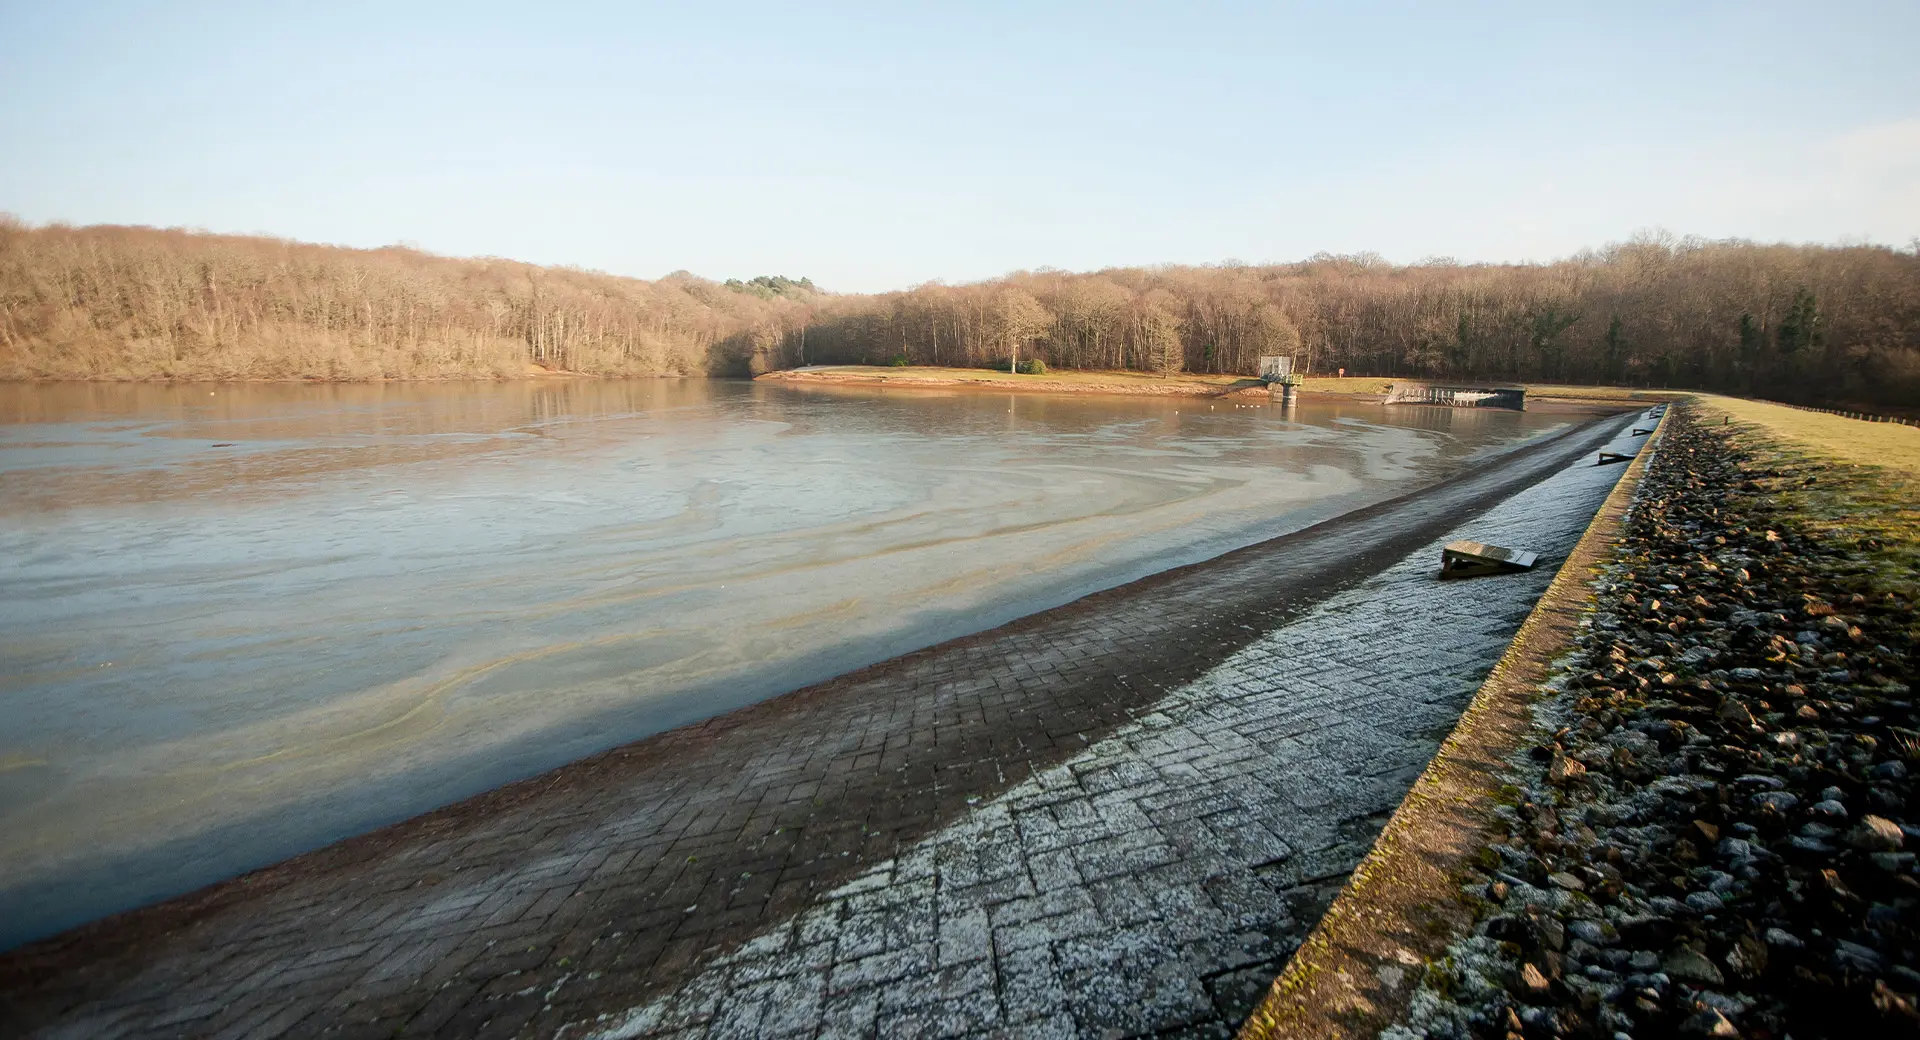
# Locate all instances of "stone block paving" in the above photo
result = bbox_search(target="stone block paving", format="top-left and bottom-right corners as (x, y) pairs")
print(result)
(0, 415), (1642, 1040)
(571, 416), (1658, 1039)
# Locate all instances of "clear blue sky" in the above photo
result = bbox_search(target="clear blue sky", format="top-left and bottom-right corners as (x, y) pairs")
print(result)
(3, 1), (1916, 291)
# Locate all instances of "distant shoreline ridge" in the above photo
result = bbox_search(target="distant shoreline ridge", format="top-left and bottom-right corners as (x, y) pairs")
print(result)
(1, 221), (1912, 411)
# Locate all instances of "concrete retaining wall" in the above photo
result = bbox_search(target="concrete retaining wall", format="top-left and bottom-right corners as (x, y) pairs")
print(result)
(1387, 383), (1528, 410)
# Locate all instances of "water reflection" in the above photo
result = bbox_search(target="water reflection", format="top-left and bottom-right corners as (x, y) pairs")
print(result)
(0, 379), (1572, 947)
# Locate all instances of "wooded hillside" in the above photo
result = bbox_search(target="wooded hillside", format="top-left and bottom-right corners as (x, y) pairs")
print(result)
(2, 220), (1915, 408)
(799, 236), (1920, 409)
(0, 220), (815, 380)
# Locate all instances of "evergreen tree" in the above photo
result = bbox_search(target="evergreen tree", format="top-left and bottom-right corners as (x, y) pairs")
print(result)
(1776, 287), (1821, 355)
(1603, 314), (1627, 383)
(1736, 312), (1764, 387)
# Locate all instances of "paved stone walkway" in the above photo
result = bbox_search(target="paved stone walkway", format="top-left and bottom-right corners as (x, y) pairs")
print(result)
(571, 416), (1656, 1040)
(0, 414), (1638, 1040)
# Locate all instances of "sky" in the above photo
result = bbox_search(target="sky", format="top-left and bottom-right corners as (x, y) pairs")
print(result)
(2, 1), (1917, 292)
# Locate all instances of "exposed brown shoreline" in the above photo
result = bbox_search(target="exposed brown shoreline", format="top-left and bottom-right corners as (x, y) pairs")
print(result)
(758, 368), (1650, 417)
(0, 368), (1668, 419)
(0, 367), (614, 385)
(757, 367), (1257, 398)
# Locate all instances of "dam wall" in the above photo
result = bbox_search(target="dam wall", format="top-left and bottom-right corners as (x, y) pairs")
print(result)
(0, 414), (1652, 1039)
(1386, 382), (1527, 409)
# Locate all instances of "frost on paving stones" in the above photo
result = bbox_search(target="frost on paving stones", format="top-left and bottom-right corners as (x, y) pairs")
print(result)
(577, 417), (1650, 1039)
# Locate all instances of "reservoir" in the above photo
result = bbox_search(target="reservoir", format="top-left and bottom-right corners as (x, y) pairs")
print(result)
(0, 379), (1574, 947)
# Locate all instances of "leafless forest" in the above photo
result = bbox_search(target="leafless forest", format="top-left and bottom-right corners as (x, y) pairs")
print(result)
(0, 220), (813, 381)
(2, 220), (1915, 408)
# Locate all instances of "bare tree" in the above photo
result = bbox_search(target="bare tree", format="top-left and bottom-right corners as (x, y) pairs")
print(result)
(4, 221), (1916, 408)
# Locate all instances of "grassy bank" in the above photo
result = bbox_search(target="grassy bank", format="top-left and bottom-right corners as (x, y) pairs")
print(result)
(1700, 395), (1920, 616)
(1527, 384), (1690, 404)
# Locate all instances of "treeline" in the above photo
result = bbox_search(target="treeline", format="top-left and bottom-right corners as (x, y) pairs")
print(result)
(797, 236), (1920, 409)
(0, 219), (815, 380)
(3, 220), (1917, 407)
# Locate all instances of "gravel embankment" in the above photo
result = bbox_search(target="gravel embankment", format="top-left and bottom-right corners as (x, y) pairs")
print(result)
(1390, 407), (1917, 1040)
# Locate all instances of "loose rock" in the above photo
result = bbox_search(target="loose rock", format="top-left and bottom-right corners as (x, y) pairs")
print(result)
(1385, 407), (1919, 1040)
(1852, 815), (1905, 852)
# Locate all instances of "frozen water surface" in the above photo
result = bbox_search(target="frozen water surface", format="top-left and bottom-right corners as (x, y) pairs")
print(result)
(0, 378), (1572, 946)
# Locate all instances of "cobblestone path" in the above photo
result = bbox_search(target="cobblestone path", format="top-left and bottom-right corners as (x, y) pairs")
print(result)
(0, 413), (1641, 1040)
(571, 416), (1657, 1040)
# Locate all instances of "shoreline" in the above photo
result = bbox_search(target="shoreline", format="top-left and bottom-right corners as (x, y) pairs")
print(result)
(759, 366), (1663, 415)
(757, 366), (1270, 399)
(0, 366), (1696, 414)
(0, 366), (631, 385)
